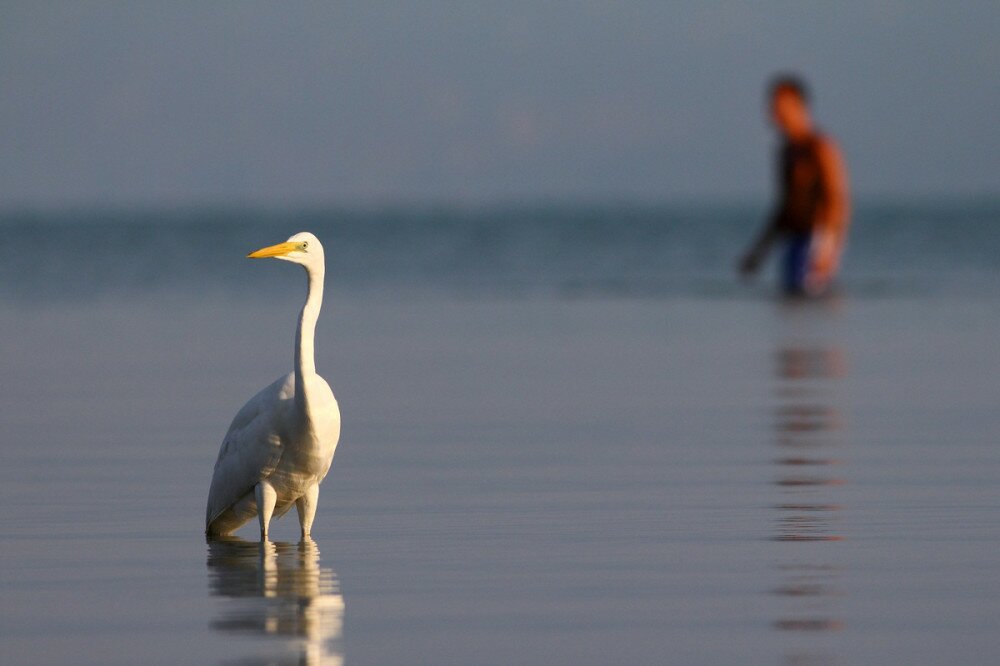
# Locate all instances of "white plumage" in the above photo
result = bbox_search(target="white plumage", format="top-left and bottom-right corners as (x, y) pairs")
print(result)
(206, 232), (341, 539)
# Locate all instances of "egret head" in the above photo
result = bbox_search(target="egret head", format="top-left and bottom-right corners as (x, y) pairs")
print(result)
(248, 232), (324, 269)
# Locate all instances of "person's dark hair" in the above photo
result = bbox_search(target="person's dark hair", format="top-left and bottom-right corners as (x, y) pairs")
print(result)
(768, 74), (810, 105)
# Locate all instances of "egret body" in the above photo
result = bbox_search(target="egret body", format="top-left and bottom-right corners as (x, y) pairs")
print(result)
(206, 232), (341, 540)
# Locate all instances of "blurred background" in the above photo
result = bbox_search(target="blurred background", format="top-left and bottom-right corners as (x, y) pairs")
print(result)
(3, 1), (999, 207)
(1, 2), (998, 207)
(1, 2), (998, 300)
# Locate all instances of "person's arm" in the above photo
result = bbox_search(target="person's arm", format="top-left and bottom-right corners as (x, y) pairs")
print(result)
(738, 214), (780, 277)
(807, 137), (850, 286)
(740, 145), (786, 278)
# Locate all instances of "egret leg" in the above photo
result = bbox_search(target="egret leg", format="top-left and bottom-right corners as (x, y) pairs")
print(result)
(255, 481), (277, 540)
(296, 484), (320, 538)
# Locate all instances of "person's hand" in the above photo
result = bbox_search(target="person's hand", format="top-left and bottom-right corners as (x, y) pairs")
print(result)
(808, 230), (839, 284)
(803, 269), (829, 296)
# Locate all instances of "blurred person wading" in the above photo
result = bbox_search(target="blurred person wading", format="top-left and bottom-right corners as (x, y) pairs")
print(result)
(740, 75), (850, 296)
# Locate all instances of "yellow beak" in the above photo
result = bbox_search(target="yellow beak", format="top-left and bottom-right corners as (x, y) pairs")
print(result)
(247, 241), (300, 259)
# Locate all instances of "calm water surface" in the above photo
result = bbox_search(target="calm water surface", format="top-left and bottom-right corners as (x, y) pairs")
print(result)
(2, 207), (1000, 664)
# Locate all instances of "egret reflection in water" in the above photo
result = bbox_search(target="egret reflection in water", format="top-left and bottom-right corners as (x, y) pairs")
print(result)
(206, 537), (344, 665)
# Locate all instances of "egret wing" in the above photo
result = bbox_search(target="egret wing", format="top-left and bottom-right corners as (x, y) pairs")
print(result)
(205, 375), (294, 528)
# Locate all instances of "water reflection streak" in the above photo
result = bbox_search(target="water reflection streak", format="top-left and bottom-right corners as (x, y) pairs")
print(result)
(769, 341), (848, 663)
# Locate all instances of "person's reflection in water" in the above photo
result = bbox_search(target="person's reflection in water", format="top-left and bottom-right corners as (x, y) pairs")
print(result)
(769, 319), (849, 664)
(206, 537), (344, 666)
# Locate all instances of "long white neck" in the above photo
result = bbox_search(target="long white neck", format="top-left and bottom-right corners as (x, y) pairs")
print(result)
(295, 262), (324, 414)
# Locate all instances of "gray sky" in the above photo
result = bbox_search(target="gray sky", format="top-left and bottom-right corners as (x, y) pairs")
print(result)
(1, 2), (997, 207)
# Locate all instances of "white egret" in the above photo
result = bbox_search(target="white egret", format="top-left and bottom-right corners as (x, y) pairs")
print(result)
(206, 232), (341, 540)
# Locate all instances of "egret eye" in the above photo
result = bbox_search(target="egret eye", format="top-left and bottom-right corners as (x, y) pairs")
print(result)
(300, 241), (309, 251)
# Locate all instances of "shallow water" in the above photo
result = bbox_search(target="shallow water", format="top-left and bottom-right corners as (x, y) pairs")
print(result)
(2, 286), (999, 664)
